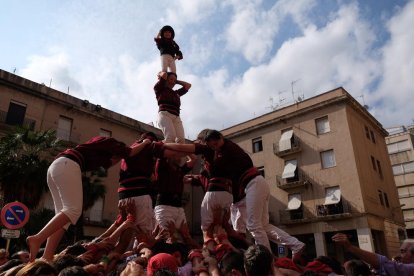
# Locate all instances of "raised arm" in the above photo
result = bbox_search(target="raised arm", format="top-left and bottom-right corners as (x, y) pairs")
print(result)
(129, 139), (152, 157)
(176, 79), (191, 90)
(332, 233), (380, 268)
(157, 71), (168, 80)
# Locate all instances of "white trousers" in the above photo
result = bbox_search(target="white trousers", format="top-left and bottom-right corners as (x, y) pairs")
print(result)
(200, 191), (233, 231)
(158, 111), (185, 143)
(118, 195), (154, 234)
(161, 54), (176, 73)
(154, 205), (187, 229)
(47, 157), (82, 229)
(232, 175), (304, 253)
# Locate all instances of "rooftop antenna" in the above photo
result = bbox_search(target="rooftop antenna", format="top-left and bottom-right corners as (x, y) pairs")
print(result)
(12, 67), (16, 74)
(278, 90), (287, 105)
(266, 97), (277, 111)
(358, 94), (369, 109)
(291, 79), (301, 103)
(67, 86), (70, 95)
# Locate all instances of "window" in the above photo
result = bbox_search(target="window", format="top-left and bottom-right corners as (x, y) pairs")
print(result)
(376, 160), (383, 178)
(99, 128), (112, 137)
(393, 164), (404, 175)
(370, 130), (376, 143)
(325, 186), (341, 205)
(320, 186), (344, 216)
(378, 190), (384, 206)
(279, 129), (293, 151)
(6, 101), (27, 126)
(282, 159), (298, 181)
(383, 192), (389, 208)
(398, 185), (414, 198)
(56, 116), (73, 141)
(257, 166), (265, 177)
(252, 137), (263, 153)
(387, 140), (412, 154)
(365, 126), (370, 139)
(287, 193), (303, 220)
(371, 156), (377, 171)
(287, 193), (302, 210)
(403, 209), (414, 220)
(315, 116), (330, 135)
(321, 150), (336, 168)
(393, 162), (414, 175)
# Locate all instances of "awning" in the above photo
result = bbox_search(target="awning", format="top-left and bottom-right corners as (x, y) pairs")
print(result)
(324, 186), (341, 205)
(279, 129), (293, 151)
(287, 194), (302, 210)
(282, 160), (297, 179)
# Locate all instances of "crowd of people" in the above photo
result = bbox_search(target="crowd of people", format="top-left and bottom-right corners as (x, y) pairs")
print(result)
(1, 231), (414, 275)
(0, 25), (413, 275)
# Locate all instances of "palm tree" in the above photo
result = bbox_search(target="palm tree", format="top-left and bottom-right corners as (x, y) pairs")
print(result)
(0, 127), (62, 209)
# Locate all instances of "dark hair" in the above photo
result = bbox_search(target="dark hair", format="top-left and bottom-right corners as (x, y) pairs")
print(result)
(169, 242), (190, 264)
(344, 259), (371, 276)
(138, 131), (159, 142)
(219, 251), (245, 276)
(62, 241), (87, 256)
(204, 130), (223, 142)
(52, 254), (85, 273)
(160, 25), (175, 39)
(167, 72), (177, 79)
(58, 266), (88, 276)
(16, 260), (57, 276)
(0, 259), (22, 273)
(244, 244), (273, 276)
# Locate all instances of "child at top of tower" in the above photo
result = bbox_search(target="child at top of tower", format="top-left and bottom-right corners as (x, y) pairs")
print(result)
(154, 25), (183, 73)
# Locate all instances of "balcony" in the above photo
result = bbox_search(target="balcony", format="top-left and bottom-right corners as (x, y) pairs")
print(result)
(279, 207), (314, 225)
(276, 169), (313, 190)
(316, 199), (352, 220)
(279, 199), (354, 225)
(0, 110), (36, 130)
(273, 135), (301, 157)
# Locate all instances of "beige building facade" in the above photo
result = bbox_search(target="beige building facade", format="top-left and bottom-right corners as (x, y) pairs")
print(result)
(221, 87), (405, 260)
(386, 125), (414, 238)
(0, 69), (169, 236)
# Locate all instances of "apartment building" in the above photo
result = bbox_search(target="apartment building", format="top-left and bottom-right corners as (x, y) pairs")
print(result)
(0, 69), (202, 237)
(386, 125), (414, 238)
(221, 87), (405, 260)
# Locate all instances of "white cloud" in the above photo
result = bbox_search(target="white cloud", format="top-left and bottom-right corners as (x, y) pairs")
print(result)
(224, 0), (316, 64)
(164, 0), (218, 27)
(373, 1), (414, 127)
(20, 49), (82, 94)
(11, 1), (414, 139)
(225, 1), (279, 64)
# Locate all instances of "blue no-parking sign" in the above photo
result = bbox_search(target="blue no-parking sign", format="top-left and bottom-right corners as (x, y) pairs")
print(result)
(1, 202), (30, 230)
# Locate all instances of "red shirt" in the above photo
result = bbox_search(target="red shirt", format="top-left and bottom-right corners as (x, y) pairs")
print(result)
(154, 78), (188, 116)
(195, 139), (258, 202)
(58, 136), (131, 172)
(118, 142), (165, 199)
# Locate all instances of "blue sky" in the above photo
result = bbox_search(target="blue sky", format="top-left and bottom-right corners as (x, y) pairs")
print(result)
(1, 0), (413, 139)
